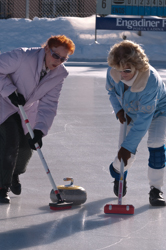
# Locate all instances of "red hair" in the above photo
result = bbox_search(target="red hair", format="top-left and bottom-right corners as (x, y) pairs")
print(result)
(42, 35), (75, 55)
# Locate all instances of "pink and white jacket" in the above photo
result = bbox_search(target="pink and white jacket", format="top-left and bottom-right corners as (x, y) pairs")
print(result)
(0, 47), (68, 135)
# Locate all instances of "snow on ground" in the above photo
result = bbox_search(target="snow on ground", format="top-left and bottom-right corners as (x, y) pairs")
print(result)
(1, 15), (166, 62)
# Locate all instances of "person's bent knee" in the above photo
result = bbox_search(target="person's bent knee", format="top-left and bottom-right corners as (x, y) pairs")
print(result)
(148, 145), (166, 169)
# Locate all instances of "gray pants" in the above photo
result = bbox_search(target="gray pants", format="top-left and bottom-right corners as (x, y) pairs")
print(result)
(0, 113), (33, 188)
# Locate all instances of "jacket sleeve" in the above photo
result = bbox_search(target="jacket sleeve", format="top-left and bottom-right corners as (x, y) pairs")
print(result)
(34, 76), (66, 135)
(0, 49), (22, 97)
(106, 68), (122, 115)
(122, 81), (159, 154)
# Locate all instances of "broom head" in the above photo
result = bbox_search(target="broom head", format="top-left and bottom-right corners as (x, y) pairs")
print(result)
(104, 204), (134, 214)
(49, 201), (73, 211)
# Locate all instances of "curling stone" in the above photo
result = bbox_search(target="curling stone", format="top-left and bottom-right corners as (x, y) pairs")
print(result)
(50, 177), (87, 205)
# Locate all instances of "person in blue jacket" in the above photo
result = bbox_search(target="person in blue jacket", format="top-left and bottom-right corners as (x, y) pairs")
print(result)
(106, 40), (166, 206)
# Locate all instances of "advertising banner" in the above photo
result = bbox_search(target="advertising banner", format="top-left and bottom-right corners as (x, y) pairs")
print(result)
(96, 16), (166, 31)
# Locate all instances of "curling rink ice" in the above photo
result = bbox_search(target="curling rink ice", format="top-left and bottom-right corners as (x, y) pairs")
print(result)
(1, 62), (166, 250)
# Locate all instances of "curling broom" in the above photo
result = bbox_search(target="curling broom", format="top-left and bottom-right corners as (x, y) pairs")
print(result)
(18, 103), (73, 211)
(104, 114), (134, 215)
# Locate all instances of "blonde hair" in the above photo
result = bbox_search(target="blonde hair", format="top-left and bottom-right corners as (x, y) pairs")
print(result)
(107, 40), (149, 72)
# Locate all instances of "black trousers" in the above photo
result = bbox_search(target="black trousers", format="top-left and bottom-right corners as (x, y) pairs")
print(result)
(0, 113), (33, 188)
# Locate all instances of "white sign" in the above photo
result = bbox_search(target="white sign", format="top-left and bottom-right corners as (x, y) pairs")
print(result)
(96, 0), (112, 14)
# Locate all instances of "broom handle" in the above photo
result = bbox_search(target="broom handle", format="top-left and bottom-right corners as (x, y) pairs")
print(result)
(118, 113), (127, 205)
(18, 104), (60, 196)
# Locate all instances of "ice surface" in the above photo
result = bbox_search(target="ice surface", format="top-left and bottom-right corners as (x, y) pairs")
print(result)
(1, 64), (166, 250)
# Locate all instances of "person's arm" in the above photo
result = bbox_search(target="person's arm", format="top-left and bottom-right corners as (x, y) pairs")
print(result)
(106, 68), (123, 115)
(122, 85), (159, 154)
(0, 49), (23, 98)
(34, 79), (64, 136)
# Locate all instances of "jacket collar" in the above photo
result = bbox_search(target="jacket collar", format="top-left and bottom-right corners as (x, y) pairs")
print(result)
(37, 48), (67, 82)
(110, 67), (150, 92)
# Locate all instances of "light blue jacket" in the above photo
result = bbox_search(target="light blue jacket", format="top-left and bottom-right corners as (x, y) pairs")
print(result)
(106, 65), (166, 154)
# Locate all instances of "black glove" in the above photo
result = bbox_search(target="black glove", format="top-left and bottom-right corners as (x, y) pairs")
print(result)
(28, 129), (44, 150)
(8, 92), (26, 107)
(118, 147), (131, 166)
(116, 109), (131, 125)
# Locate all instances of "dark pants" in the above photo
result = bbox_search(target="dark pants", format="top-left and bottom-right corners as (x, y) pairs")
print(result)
(0, 113), (33, 188)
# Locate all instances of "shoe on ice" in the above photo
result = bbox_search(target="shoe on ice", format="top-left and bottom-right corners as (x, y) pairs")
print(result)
(0, 188), (10, 203)
(10, 174), (21, 195)
(149, 186), (166, 206)
(114, 179), (127, 197)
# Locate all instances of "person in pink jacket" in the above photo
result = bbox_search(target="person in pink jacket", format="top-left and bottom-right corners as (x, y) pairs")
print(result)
(0, 35), (75, 203)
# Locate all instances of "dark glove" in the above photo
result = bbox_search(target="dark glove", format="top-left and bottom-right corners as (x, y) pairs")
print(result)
(28, 129), (43, 150)
(118, 147), (131, 166)
(8, 92), (26, 107)
(116, 109), (131, 125)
